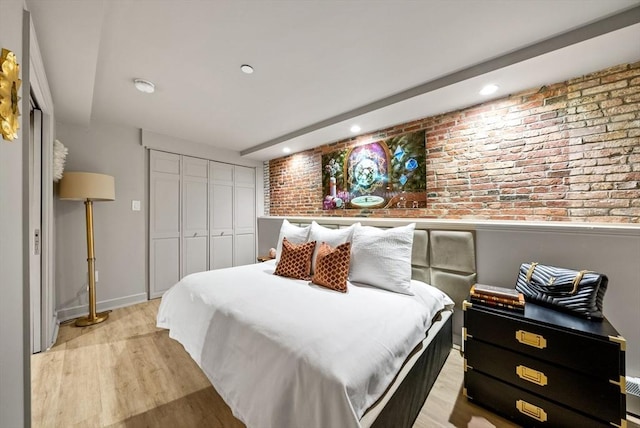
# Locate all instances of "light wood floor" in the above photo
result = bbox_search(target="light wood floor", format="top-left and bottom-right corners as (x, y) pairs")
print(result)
(30, 300), (531, 427)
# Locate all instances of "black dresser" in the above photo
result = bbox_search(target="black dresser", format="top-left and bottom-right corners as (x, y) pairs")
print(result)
(463, 299), (626, 427)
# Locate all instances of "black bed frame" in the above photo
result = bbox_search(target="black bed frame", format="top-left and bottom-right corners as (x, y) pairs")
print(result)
(371, 315), (453, 428)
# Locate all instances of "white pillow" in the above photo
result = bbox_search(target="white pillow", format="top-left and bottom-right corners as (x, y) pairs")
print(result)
(275, 219), (312, 263)
(349, 223), (415, 295)
(308, 222), (359, 274)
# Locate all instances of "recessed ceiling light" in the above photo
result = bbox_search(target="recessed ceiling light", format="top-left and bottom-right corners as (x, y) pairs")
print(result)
(134, 78), (155, 93)
(240, 64), (254, 74)
(350, 125), (361, 133)
(479, 84), (499, 96)
(282, 147), (291, 153)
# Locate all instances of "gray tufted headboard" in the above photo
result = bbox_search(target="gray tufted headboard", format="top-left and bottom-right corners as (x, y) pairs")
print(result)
(291, 221), (477, 344)
(410, 229), (476, 343)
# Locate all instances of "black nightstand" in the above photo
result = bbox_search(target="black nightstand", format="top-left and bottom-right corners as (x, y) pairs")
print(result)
(463, 300), (626, 427)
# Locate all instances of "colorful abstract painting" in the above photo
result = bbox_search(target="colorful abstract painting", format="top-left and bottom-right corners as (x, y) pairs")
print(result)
(321, 130), (426, 210)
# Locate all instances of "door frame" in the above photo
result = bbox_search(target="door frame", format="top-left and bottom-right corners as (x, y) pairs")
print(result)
(29, 17), (57, 351)
(29, 102), (42, 353)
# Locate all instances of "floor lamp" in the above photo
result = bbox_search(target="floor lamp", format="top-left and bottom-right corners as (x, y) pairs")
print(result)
(59, 172), (115, 327)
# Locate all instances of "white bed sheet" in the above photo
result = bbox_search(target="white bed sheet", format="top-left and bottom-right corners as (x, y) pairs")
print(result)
(157, 260), (453, 428)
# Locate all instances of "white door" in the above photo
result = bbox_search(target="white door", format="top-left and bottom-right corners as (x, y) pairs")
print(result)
(29, 107), (42, 353)
(150, 151), (181, 298)
(234, 166), (256, 266)
(210, 162), (234, 269)
(182, 156), (209, 276)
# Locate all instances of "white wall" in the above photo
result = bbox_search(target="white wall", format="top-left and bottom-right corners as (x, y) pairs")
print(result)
(476, 227), (640, 376)
(55, 124), (265, 319)
(55, 121), (147, 318)
(0, 1), (29, 426)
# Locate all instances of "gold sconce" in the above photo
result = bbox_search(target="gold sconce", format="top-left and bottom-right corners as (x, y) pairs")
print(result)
(0, 48), (22, 142)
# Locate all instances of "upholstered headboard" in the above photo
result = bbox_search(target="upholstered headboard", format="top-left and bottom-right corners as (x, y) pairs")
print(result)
(291, 220), (477, 344)
(410, 229), (476, 305)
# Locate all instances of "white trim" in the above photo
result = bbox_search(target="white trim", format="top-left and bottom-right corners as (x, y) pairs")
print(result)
(259, 216), (640, 237)
(142, 130), (262, 168)
(29, 107), (42, 354)
(48, 314), (59, 351)
(29, 19), (53, 112)
(29, 16), (57, 351)
(56, 293), (148, 322)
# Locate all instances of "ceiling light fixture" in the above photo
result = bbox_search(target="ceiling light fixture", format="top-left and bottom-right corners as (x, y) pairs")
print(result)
(479, 84), (499, 96)
(350, 125), (361, 133)
(240, 64), (254, 74)
(282, 147), (291, 153)
(134, 78), (155, 94)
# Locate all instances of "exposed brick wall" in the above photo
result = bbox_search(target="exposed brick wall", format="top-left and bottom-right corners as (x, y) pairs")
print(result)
(269, 62), (640, 223)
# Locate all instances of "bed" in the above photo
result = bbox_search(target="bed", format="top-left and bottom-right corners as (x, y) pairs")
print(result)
(157, 221), (476, 428)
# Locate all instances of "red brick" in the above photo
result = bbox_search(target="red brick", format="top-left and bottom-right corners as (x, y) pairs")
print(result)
(567, 79), (600, 93)
(611, 86), (640, 98)
(605, 104), (640, 116)
(567, 93), (609, 107)
(610, 208), (640, 216)
(582, 130), (629, 143)
(624, 93), (640, 103)
(582, 80), (628, 96)
(600, 68), (640, 84)
(584, 199), (629, 208)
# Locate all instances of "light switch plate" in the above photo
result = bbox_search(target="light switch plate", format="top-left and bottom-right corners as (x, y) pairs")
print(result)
(132, 200), (141, 211)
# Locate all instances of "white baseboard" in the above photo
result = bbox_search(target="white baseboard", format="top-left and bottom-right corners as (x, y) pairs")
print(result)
(48, 313), (59, 350)
(57, 293), (148, 322)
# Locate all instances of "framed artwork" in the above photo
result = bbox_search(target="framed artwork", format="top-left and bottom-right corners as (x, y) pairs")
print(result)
(322, 130), (426, 210)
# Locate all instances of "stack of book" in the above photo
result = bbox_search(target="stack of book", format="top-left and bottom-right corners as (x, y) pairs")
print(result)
(470, 284), (525, 313)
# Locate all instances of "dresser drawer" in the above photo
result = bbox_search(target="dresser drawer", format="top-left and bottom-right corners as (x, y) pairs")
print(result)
(465, 370), (611, 428)
(465, 338), (625, 424)
(465, 305), (622, 379)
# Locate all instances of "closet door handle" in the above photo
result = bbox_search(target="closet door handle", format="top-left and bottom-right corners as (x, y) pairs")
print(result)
(193, 232), (197, 237)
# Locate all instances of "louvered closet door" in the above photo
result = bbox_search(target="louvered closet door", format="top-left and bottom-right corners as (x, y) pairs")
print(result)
(150, 151), (181, 298)
(234, 166), (256, 266)
(182, 156), (209, 277)
(210, 162), (234, 269)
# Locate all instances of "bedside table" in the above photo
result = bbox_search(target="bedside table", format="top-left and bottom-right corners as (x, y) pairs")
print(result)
(463, 300), (626, 427)
(257, 255), (273, 263)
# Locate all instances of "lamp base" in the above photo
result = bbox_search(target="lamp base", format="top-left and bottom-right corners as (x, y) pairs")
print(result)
(75, 311), (110, 327)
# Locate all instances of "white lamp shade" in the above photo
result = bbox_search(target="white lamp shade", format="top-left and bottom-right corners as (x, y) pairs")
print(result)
(58, 172), (115, 201)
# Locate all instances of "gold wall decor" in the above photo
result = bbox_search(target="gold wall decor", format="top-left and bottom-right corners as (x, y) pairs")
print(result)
(0, 48), (22, 141)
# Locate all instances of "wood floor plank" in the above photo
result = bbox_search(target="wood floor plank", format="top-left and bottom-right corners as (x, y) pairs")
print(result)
(32, 300), (637, 427)
(30, 341), (65, 426)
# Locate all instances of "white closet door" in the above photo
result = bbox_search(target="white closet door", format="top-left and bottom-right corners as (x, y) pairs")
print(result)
(182, 156), (209, 277)
(234, 166), (255, 266)
(210, 162), (234, 269)
(150, 151), (181, 298)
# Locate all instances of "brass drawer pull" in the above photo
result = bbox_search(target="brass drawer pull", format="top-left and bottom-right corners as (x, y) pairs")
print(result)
(462, 327), (472, 341)
(515, 330), (547, 349)
(516, 365), (548, 386)
(516, 399), (548, 422)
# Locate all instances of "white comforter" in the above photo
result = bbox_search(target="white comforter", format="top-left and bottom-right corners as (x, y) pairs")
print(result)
(157, 260), (453, 428)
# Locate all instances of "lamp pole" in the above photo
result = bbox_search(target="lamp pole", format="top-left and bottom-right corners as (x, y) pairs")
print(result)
(75, 199), (109, 326)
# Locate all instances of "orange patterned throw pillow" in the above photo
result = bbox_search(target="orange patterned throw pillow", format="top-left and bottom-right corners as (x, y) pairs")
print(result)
(274, 238), (316, 280)
(312, 242), (351, 293)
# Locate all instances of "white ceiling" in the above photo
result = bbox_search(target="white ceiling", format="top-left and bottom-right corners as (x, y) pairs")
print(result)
(26, 0), (640, 161)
